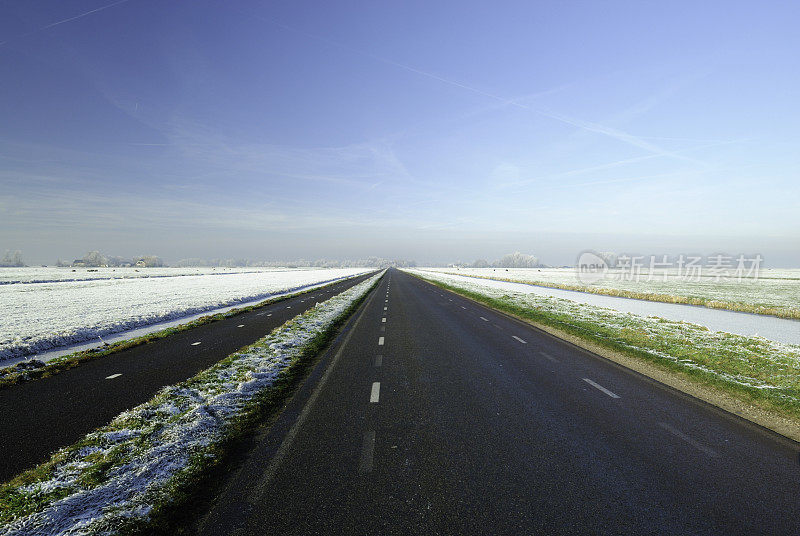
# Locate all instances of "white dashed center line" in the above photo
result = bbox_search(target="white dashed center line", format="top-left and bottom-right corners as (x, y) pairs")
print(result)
(237, 324), (245, 328)
(540, 351), (559, 363)
(374, 354), (383, 367)
(358, 430), (376, 473)
(384, 306), (387, 311)
(512, 336), (527, 344)
(480, 317), (489, 322)
(370, 382), (381, 403)
(105, 374), (122, 380)
(583, 378), (620, 399)
(658, 422), (719, 457)
(191, 341), (202, 346)
(382, 317), (386, 323)
(378, 336), (385, 345)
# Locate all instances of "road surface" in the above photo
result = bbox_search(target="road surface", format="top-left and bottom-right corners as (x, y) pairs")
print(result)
(0, 272), (375, 482)
(197, 268), (800, 535)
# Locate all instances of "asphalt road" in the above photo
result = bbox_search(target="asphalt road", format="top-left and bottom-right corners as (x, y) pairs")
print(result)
(197, 268), (800, 535)
(0, 272), (375, 482)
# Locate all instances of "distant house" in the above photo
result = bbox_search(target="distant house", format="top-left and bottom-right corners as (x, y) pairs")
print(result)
(135, 260), (147, 267)
(72, 260), (87, 267)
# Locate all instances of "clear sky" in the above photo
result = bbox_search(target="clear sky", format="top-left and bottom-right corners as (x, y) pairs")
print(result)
(1, 0), (798, 265)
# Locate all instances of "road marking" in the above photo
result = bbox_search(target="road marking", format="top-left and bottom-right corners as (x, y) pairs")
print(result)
(286, 306), (291, 309)
(512, 336), (527, 344)
(358, 430), (376, 473)
(378, 336), (385, 345)
(384, 306), (387, 311)
(583, 378), (620, 399)
(191, 342), (202, 346)
(370, 382), (381, 402)
(105, 374), (122, 380)
(385, 299), (388, 303)
(658, 423), (719, 457)
(237, 324), (245, 328)
(381, 317), (386, 323)
(257, 312), (266, 316)
(374, 354), (383, 366)
(461, 306), (466, 310)
(541, 351), (559, 363)
(493, 324), (503, 330)
(300, 300), (305, 303)
(480, 317), (489, 322)
(267, 313), (272, 317)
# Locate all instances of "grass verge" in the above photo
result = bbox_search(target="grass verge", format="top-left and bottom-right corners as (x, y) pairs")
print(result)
(0, 274), (370, 390)
(0, 272), (383, 535)
(411, 272), (800, 440)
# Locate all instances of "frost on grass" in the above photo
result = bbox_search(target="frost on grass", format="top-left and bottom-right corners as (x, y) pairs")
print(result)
(0, 272), (382, 536)
(406, 270), (800, 399)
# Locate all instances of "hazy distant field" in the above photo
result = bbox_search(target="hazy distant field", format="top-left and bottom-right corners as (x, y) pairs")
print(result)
(0, 266), (318, 284)
(421, 267), (800, 319)
(0, 267), (369, 361)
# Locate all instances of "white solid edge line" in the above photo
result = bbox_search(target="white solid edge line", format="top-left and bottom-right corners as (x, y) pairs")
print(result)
(512, 335), (527, 344)
(378, 336), (385, 345)
(370, 382), (381, 403)
(658, 422), (719, 457)
(583, 378), (620, 399)
(105, 373), (122, 380)
(246, 279), (379, 503)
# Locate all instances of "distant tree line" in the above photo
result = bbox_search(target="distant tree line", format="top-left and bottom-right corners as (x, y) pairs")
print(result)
(466, 252), (542, 269)
(0, 250), (25, 267)
(58, 251), (164, 268)
(174, 257), (417, 268)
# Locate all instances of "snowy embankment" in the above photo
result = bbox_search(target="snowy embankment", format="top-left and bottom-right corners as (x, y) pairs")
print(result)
(0, 268), (369, 362)
(405, 269), (800, 409)
(0, 271), (383, 535)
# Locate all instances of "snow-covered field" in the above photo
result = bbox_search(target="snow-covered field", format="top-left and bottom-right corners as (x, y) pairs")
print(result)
(0, 272), (383, 535)
(0, 268), (370, 361)
(420, 267), (800, 318)
(0, 266), (314, 285)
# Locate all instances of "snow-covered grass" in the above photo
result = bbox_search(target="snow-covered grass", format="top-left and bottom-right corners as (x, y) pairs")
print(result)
(421, 267), (800, 319)
(406, 269), (800, 417)
(0, 271), (383, 535)
(0, 268), (370, 361)
(0, 266), (308, 285)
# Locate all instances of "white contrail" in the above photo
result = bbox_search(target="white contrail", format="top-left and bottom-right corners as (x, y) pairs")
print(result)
(247, 11), (691, 162)
(0, 0), (133, 46)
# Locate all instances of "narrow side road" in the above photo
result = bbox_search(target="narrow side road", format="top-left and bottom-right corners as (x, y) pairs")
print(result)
(197, 268), (800, 535)
(0, 272), (375, 482)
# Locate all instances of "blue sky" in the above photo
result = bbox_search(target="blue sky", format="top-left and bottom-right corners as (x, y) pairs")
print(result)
(1, 0), (798, 265)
